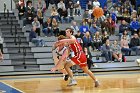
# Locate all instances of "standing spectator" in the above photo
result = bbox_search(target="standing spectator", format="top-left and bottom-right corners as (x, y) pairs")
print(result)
(111, 40), (123, 62)
(130, 18), (140, 35)
(0, 36), (3, 54)
(130, 33), (140, 55)
(70, 21), (79, 35)
(32, 17), (41, 36)
(101, 39), (113, 62)
(121, 36), (131, 56)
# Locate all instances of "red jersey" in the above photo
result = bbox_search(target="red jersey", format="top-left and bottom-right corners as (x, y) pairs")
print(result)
(69, 40), (83, 55)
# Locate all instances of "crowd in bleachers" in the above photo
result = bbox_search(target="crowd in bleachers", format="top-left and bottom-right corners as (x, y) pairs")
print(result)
(16, 0), (140, 63)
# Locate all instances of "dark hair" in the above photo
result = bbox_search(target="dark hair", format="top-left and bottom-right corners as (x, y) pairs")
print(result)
(66, 28), (74, 35)
(59, 30), (66, 36)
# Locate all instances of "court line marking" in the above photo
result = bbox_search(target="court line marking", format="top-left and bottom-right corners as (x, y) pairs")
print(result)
(1, 82), (25, 93)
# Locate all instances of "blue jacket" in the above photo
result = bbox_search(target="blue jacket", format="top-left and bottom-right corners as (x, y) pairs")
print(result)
(130, 21), (140, 30)
(79, 25), (89, 34)
(29, 30), (37, 42)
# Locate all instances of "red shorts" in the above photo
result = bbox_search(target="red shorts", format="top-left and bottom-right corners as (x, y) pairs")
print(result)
(70, 51), (87, 68)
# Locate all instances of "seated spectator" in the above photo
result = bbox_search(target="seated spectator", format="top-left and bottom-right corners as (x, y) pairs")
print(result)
(83, 31), (94, 51)
(102, 31), (109, 44)
(26, 1), (35, 13)
(82, 9), (90, 22)
(79, 21), (89, 35)
(18, 2), (26, 20)
(50, 6), (60, 22)
(75, 31), (83, 47)
(101, 39), (113, 62)
(92, 0), (100, 7)
(101, 19), (108, 33)
(57, 0), (66, 15)
(37, 9), (43, 25)
(52, 18), (59, 36)
(87, 1), (93, 10)
(89, 22), (100, 37)
(130, 18), (140, 35)
(121, 36), (131, 56)
(36, 0), (43, 11)
(29, 26), (45, 47)
(23, 9), (34, 27)
(70, 21), (79, 35)
(60, 8), (69, 23)
(42, 18), (53, 36)
(120, 30), (131, 43)
(129, 33), (140, 55)
(107, 16), (115, 35)
(111, 40), (123, 62)
(68, 0), (74, 17)
(93, 31), (102, 50)
(32, 17), (41, 36)
(74, 1), (81, 16)
(119, 20), (129, 36)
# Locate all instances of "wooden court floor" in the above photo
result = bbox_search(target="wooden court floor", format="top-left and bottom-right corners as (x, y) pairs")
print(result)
(0, 72), (140, 93)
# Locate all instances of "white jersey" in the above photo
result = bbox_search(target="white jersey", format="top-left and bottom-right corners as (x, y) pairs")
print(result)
(52, 46), (67, 69)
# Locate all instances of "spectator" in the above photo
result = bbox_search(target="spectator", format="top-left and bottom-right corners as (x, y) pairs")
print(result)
(52, 18), (59, 36)
(74, 0), (81, 16)
(101, 39), (113, 62)
(119, 20), (129, 36)
(79, 21), (89, 35)
(120, 30), (131, 43)
(70, 21), (79, 35)
(106, 17), (115, 35)
(83, 9), (90, 22)
(18, 3), (26, 20)
(23, 9), (34, 27)
(93, 31), (102, 50)
(87, 1), (93, 10)
(83, 32), (94, 50)
(93, 0), (100, 7)
(102, 31), (109, 44)
(68, 0), (74, 17)
(44, 0), (49, 9)
(29, 26), (45, 47)
(57, 0), (66, 15)
(42, 18), (53, 36)
(121, 36), (131, 56)
(26, 1), (35, 13)
(75, 31), (83, 47)
(0, 36), (3, 54)
(32, 17), (41, 36)
(130, 33), (140, 55)
(111, 40), (123, 62)
(37, 9), (43, 25)
(89, 22), (101, 36)
(130, 18), (140, 35)
(60, 8), (69, 23)
(50, 6), (60, 22)
(36, 0), (43, 11)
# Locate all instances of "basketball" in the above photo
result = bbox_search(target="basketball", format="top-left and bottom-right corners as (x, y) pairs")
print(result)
(93, 7), (104, 18)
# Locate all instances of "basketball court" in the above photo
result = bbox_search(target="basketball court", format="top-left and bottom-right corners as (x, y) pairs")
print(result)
(0, 71), (140, 93)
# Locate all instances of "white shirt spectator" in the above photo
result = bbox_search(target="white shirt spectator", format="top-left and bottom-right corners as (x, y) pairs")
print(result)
(93, 0), (100, 7)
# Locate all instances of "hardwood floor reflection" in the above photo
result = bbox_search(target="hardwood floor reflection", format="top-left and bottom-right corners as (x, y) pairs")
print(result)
(1, 74), (140, 93)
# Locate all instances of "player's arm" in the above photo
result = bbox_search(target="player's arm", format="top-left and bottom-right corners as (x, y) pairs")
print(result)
(55, 36), (76, 47)
(51, 48), (69, 72)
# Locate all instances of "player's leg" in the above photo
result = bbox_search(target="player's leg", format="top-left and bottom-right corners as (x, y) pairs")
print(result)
(81, 66), (100, 87)
(64, 61), (77, 86)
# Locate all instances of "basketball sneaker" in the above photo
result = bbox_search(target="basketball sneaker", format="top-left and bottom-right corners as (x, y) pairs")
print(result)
(95, 81), (100, 87)
(64, 74), (69, 81)
(67, 79), (77, 86)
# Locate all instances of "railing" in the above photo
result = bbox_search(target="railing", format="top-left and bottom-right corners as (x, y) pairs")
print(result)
(23, 47), (26, 69)
(14, 25), (17, 45)
(10, 17), (13, 35)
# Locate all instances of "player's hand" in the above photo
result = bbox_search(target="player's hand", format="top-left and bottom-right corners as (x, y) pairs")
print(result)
(51, 67), (57, 72)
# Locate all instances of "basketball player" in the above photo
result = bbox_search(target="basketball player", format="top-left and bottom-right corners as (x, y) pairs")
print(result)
(51, 35), (70, 81)
(51, 28), (100, 87)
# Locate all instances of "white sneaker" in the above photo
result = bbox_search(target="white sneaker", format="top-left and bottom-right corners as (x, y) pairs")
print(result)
(67, 79), (77, 86)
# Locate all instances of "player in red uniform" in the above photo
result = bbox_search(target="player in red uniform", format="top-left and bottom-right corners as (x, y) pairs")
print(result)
(51, 28), (100, 87)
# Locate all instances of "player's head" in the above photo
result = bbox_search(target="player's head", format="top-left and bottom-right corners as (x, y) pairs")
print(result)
(58, 35), (66, 40)
(65, 28), (73, 37)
